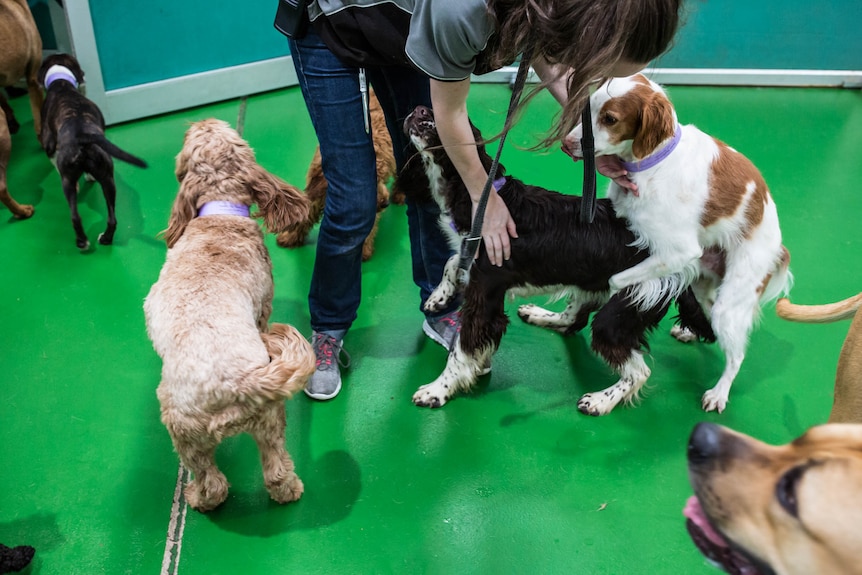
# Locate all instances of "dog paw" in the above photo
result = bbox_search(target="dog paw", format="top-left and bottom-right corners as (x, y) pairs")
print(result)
(267, 473), (304, 504)
(517, 304), (542, 324)
(275, 229), (305, 248)
(577, 385), (630, 416)
(97, 232), (113, 245)
(12, 204), (35, 219)
(671, 325), (698, 343)
(577, 393), (614, 416)
(424, 290), (453, 313)
(517, 304), (572, 334)
(701, 389), (727, 413)
(185, 476), (229, 512)
(412, 384), (450, 408)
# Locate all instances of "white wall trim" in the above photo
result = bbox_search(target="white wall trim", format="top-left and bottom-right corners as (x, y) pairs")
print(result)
(102, 58), (298, 125)
(473, 67), (862, 89)
(95, 65), (862, 126)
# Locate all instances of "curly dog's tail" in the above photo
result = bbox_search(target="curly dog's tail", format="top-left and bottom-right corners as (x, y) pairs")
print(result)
(238, 323), (315, 403)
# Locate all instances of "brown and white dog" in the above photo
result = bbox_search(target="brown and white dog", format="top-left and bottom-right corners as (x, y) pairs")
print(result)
(38, 53), (147, 249)
(684, 292), (862, 575)
(275, 89), (400, 261)
(401, 105), (714, 410)
(0, 0), (43, 219)
(564, 74), (792, 413)
(144, 119), (314, 512)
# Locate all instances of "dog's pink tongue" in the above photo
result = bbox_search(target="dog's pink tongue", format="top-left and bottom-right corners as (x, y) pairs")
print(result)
(683, 496), (728, 548)
(560, 144), (581, 162)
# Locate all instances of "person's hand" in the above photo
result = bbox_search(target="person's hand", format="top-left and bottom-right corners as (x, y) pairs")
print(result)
(596, 155), (638, 195)
(474, 190), (517, 266)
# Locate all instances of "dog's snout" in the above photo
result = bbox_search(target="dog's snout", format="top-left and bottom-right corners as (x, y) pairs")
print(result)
(562, 128), (583, 160)
(688, 422), (724, 465)
(414, 105), (431, 120)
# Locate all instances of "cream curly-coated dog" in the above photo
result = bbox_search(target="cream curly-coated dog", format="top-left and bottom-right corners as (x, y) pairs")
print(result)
(144, 119), (314, 512)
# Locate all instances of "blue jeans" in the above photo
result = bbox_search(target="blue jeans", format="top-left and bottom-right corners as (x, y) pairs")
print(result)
(289, 29), (457, 335)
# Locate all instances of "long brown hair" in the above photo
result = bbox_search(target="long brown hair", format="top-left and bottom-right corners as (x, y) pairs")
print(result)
(485, 0), (683, 147)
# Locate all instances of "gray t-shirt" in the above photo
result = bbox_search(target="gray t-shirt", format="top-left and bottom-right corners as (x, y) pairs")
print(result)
(309, 0), (496, 80)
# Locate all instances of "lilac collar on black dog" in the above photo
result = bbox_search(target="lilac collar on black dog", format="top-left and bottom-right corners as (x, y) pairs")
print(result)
(620, 125), (682, 173)
(197, 201), (250, 217)
(493, 176), (507, 190)
(44, 65), (79, 89)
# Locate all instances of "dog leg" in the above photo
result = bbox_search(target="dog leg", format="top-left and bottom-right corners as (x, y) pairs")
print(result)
(577, 353), (651, 416)
(0, 121), (34, 218)
(276, 160), (325, 248)
(413, 335), (492, 408)
(518, 290), (605, 335)
(700, 283), (760, 413)
(26, 74), (43, 136)
(174, 439), (229, 512)
(0, 94), (20, 135)
(424, 254), (461, 313)
(671, 286), (716, 343)
(251, 402), (303, 504)
(97, 176), (117, 245)
(61, 175), (89, 250)
(610, 250), (700, 292)
(361, 212), (381, 261)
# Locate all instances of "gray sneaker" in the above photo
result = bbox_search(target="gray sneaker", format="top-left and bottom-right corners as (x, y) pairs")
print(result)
(305, 332), (350, 400)
(422, 310), (461, 352)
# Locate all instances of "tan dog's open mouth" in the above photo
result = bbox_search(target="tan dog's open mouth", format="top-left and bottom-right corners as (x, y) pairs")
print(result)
(684, 495), (766, 575)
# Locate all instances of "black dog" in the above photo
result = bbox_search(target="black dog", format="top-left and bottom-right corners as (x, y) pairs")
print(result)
(38, 53), (146, 250)
(400, 105), (714, 413)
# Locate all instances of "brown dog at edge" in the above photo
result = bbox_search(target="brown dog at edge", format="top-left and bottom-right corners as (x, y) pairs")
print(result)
(0, 0), (43, 219)
(684, 291), (862, 575)
(275, 89), (400, 261)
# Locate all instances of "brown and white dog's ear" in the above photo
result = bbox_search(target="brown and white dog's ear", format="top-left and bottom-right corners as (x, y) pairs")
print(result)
(632, 91), (676, 160)
(249, 167), (310, 234)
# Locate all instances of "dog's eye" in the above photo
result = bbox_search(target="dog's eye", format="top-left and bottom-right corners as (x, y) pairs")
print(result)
(775, 465), (806, 518)
(601, 113), (618, 126)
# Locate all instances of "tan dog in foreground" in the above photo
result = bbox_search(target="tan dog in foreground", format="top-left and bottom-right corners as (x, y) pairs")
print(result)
(0, 0), (42, 219)
(276, 89), (400, 261)
(684, 291), (862, 574)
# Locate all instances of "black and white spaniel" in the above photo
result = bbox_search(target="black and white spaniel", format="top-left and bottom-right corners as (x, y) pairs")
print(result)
(399, 105), (714, 413)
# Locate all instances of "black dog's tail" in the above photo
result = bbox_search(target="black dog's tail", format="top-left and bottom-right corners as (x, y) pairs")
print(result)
(80, 133), (148, 168)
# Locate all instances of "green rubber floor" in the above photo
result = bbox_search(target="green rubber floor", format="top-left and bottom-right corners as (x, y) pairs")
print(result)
(1, 82), (860, 574)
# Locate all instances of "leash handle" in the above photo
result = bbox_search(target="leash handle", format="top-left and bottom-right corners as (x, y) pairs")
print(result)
(580, 99), (597, 224)
(457, 48), (533, 277)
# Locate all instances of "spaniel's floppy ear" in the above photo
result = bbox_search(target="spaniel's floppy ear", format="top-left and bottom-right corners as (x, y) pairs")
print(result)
(633, 91), (676, 160)
(162, 177), (198, 248)
(250, 166), (310, 234)
(174, 143), (191, 183)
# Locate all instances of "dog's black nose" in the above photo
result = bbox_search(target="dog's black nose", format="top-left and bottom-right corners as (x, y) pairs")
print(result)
(688, 422), (723, 464)
(414, 105), (431, 119)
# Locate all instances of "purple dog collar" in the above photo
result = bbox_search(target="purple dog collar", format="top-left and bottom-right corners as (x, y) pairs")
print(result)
(44, 65), (79, 89)
(620, 124), (682, 173)
(493, 176), (507, 190)
(197, 201), (250, 218)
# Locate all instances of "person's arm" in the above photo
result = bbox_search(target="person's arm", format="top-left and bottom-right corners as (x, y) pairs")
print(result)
(429, 77), (517, 266)
(532, 56), (638, 193)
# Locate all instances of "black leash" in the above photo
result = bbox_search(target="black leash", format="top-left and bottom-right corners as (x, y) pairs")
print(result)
(456, 48), (533, 281)
(580, 100), (597, 224)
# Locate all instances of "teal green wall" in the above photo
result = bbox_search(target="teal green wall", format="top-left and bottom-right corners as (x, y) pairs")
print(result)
(82, 0), (861, 92)
(661, 1), (861, 70)
(87, 0), (290, 91)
